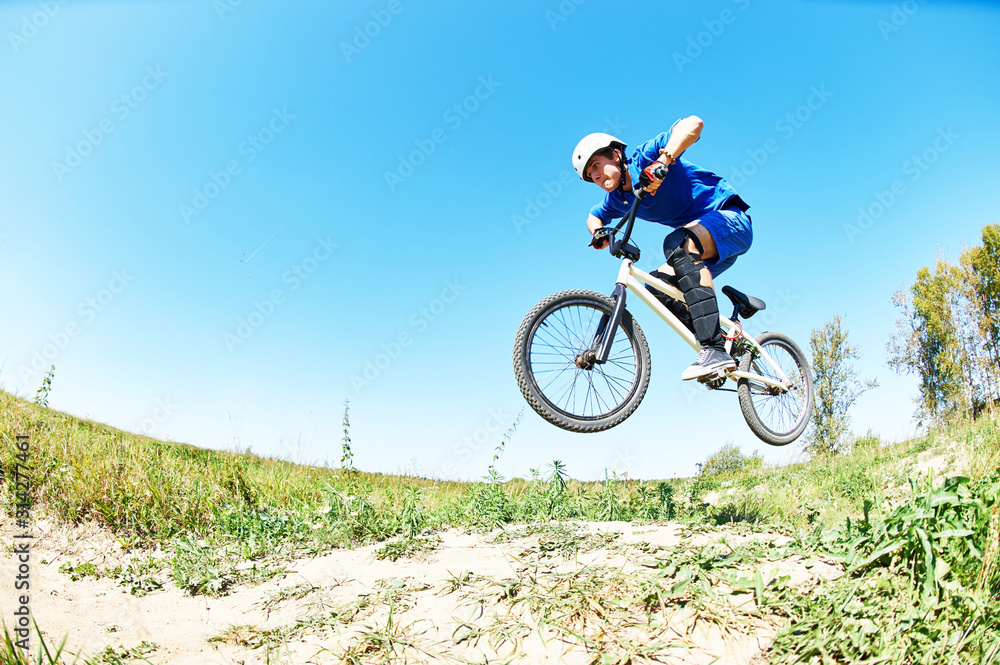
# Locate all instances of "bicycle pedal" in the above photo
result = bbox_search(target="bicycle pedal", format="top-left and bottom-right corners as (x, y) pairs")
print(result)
(697, 369), (731, 387)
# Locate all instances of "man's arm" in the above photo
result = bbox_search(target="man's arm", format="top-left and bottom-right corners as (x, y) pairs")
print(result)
(641, 116), (704, 196)
(660, 115), (703, 164)
(587, 214), (608, 248)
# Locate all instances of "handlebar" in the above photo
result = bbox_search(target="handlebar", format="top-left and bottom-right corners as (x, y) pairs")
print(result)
(590, 163), (668, 256)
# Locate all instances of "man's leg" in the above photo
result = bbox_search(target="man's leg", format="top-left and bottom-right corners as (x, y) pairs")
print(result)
(661, 222), (735, 380)
(644, 268), (694, 332)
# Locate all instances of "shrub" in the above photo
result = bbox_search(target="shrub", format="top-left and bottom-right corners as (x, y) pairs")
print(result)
(853, 429), (881, 452)
(700, 442), (761, 477)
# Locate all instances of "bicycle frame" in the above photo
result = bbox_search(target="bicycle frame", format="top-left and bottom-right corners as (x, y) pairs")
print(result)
(593, 255), (793, 393)
(588, 167), (793, 393)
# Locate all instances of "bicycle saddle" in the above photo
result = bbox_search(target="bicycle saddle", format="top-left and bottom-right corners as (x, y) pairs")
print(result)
(721, 286), (766, 319)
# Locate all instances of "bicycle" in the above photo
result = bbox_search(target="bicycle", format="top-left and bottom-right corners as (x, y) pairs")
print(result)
(511, 166), (814, 446)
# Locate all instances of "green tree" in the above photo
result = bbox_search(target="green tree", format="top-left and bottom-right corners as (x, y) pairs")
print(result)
(808, 315), (878, 454)
(889, 258), (970, 423)
(962, 223), (1000, 409)
(700, 442), (761, 476)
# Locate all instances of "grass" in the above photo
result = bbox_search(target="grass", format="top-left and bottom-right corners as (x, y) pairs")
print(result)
(372, 535), (441, 561)
(3, 387), (1000, 664)
(0, 621), (155, 665)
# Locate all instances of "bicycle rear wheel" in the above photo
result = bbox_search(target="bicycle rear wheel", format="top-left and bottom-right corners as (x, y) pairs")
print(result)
(736, 331), (814, 446)
(513, 289), (651, 433)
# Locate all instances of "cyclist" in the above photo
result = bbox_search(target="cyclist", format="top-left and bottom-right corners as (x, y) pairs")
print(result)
(572, 117), (752, 381)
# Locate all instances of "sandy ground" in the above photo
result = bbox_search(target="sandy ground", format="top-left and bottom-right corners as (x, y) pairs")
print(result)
(1, 519), (844, 664)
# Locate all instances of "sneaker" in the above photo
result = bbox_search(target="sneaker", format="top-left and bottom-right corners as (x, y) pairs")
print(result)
(681, 347), (735, 381)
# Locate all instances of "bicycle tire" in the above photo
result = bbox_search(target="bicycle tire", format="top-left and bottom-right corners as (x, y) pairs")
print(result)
(736, 331), (814, 446)
(513, 289), (651, 433)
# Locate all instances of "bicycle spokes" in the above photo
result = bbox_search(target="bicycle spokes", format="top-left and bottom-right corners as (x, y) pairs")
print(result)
(529, 302), (640, 419)
(744, 341), (808, 438)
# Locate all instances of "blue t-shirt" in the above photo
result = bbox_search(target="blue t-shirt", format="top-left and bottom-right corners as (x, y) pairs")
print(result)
(589, 126), (741, 228)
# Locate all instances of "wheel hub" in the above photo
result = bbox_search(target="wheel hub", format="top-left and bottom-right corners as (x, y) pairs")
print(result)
(575, 350), (597, 370)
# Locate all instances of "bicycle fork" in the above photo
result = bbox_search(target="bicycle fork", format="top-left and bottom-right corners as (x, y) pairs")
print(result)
(585, 257), (650, 367)
(590, 283), (627, 365)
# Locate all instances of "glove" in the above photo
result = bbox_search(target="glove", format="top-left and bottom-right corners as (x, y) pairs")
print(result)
(639, 163), (668, 192)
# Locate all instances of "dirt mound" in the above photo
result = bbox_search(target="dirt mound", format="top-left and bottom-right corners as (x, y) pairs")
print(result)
(4, 519), (844, 664)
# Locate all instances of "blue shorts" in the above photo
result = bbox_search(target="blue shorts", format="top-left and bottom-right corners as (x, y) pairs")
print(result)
(670, 208), (753, 277)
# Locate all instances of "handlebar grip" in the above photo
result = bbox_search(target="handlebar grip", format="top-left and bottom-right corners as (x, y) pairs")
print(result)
(638, 163), (668, 191)
(590, 228), (611, 247)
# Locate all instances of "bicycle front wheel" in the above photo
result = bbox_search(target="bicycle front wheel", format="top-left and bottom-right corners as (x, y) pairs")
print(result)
(736, 331), (814, 446)
(513, 289), (651, 433)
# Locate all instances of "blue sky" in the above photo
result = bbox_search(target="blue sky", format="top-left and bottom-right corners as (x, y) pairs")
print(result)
(2, 0), (998, 481)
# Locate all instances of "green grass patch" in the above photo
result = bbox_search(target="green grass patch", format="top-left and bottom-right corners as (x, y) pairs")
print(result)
(373, 535), (441, 562)
(5, 389), (1000, 663)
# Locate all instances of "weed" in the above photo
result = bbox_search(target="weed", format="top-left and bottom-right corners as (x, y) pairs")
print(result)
(58, 562), (118, 582)
(437, 569), (476, 596)
(373, 536), (441, 562)
(837, 468), (875, 499)
(86, 641), (157, 664)
(911, 433), (935, 454)
(1, 620), (70, 665)
(341, 399), (354, 474)
(519, 527), (620, 561)
(34, 366), (55, 407)
(263, 582), (321, 605)
(115, 566), (162, 597)
(209, 624), (289, 651)
(491, 521), (580, 544)
(711, 496), (769, 525)
(397, 485), (426, 538)
(169, 535), (229, 596)
(853, 429), (881, 452)
(327, 602), (438, 664)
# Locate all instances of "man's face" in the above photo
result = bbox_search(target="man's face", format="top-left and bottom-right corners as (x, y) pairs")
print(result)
(585, 152), (622, 193)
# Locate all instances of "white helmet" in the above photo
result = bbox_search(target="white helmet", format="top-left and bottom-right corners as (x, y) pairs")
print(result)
(572, 132), (626, 182)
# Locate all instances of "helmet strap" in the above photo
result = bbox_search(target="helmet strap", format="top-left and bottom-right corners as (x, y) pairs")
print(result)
(615, 148), (629, 194)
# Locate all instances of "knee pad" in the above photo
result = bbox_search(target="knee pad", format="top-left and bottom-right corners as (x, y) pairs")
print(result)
(665, 233), (722, 349)
(646, 270), (693, 330)
(646, 269), (678, 292)
(645, 270), (692, 331)
(662, 228), (704, 264)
